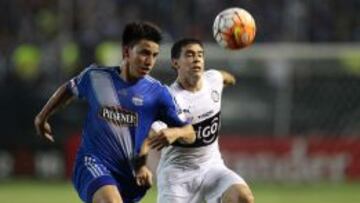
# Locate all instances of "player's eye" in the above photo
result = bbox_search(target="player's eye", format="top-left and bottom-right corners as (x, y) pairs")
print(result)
(139, 49), (151, 56)
(185, 52), (195, 58)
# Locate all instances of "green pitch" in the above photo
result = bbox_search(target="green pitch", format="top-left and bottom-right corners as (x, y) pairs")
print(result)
(1, 179), (360, 203)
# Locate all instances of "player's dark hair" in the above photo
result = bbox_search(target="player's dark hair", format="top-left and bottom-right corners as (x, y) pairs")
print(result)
(122, 22), (162, 47)
(171, 38), (204, 59)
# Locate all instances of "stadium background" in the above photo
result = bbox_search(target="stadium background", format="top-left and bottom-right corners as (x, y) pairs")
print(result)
(0, 0), (360, 202)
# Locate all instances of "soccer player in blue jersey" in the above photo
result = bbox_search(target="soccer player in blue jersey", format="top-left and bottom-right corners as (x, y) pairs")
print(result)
(34, 22), (195, 203)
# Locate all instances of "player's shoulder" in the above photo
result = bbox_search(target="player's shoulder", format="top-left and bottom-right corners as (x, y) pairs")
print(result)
(141, 75), (172, 97)
(79, 63), (116, 77)
(204, 69), (224, 88)
(75, 64), (120, 83)
(169, 82), (183, 94)
(82, 63), (118, 75)
(143, 75), (164, 88)
(204, 69), (224, 84)
(204, 69), (222, 79)
(144, 75), (161, 84)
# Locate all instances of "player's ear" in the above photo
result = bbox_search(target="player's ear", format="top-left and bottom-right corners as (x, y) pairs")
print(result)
(123, 46), (130, 58)
(171, 59), (179, 70)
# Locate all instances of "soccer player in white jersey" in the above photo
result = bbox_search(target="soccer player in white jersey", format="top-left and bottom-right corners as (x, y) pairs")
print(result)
(34, 23), (195, 203)
(146, 38), (254, 203)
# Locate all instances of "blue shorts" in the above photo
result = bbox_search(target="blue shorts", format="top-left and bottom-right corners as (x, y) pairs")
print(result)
(72, 154), (148, 203)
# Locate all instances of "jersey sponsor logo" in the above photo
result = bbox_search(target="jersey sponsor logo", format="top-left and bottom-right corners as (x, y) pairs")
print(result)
(173, 111), (221, 148)
(99, 106), (138, 127)
(198, 110), (214, 120)
(178, 108), (193, 122)
(183, 108), (190, 113)
(211, 90), (220, 103)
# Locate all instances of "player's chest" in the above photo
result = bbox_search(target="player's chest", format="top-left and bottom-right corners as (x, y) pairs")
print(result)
(91, 81), (156, 114)
(176, 88), (221, 123)
(117, 87), (155, 109)
(91, 79), (156, 106)
(94, 84), (156, 127)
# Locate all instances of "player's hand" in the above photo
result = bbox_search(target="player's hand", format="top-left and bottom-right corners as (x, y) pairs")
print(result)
(139, 129), (157, 156)
(135, 166), (153, 188)
(148, 128), (179, 150)
(34, 114), (54, 142)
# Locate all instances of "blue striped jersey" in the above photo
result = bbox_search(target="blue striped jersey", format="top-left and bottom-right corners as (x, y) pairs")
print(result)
(66, 64), (186, 178)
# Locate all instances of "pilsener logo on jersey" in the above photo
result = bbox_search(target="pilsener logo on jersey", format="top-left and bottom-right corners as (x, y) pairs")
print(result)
(173, 111), (221, 148)
(99, 106), (138, 127)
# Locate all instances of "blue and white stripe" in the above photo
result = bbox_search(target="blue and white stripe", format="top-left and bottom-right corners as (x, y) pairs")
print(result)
(84, 156), (105, 177)
(89, 71), (134, 160)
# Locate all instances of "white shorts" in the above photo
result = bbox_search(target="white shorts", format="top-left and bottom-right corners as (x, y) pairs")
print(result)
(157, 163), (247, 203)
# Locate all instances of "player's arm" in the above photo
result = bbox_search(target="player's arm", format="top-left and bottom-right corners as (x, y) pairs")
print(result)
(133, 148), (153, 187)
(218, 70), (236, 86)
(171, 124), (196, 144)
(138, 128), (158, 156)
(34, 83), (74, 142)
(148, 122), (195, 151)
(150, 86), (196, 150)
(134, 124), (195, 186)
(133, 128), (159, 187)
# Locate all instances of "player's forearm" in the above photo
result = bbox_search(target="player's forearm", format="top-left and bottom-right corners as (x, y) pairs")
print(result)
(139, 129), (158, 156)
(133, 154), (148, 171)
(174, 124), (196, 144)
(219, 70), (236, 86)
(136, 128), (158, 170)
(139, 138), (151, 156)
(37, 83), (74, 120)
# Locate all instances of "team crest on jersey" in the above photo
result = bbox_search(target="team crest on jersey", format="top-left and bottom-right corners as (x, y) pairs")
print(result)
(132, 95), (144, 106)
(211, 90), (220, 103)
(99, 106), (138, 127)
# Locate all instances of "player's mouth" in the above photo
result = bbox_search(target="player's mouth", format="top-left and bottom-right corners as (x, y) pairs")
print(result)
(138, 67), (151, 75)
(191, 65), (202, 72)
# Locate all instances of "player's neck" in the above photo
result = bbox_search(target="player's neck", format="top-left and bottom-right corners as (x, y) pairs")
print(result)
(177, 76), (203, 92)
(119, 64), (139, 83)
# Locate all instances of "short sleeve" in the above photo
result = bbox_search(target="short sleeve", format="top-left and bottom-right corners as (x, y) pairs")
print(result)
(66, 65), (94, 99)
(156, 86), (188, 127)
(205, 69), (224, 90)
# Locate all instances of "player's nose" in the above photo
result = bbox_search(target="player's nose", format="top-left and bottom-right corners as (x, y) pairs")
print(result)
(143, 58), (152, 67)
(146, 55), (157, 66)
(193, 58), (202, 65)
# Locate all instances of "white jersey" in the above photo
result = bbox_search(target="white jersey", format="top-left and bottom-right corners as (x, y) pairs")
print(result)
(156, 70), (248, 203)
(157, 69), (224, 170)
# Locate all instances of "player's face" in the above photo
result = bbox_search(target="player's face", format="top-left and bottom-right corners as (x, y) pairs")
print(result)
(125, 39), (160, 79)
(173, 44), (204, 79)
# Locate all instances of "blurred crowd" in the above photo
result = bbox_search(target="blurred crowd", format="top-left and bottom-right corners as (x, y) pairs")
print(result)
(0, 0), (359, 81)
(0, 0), (359, 147)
